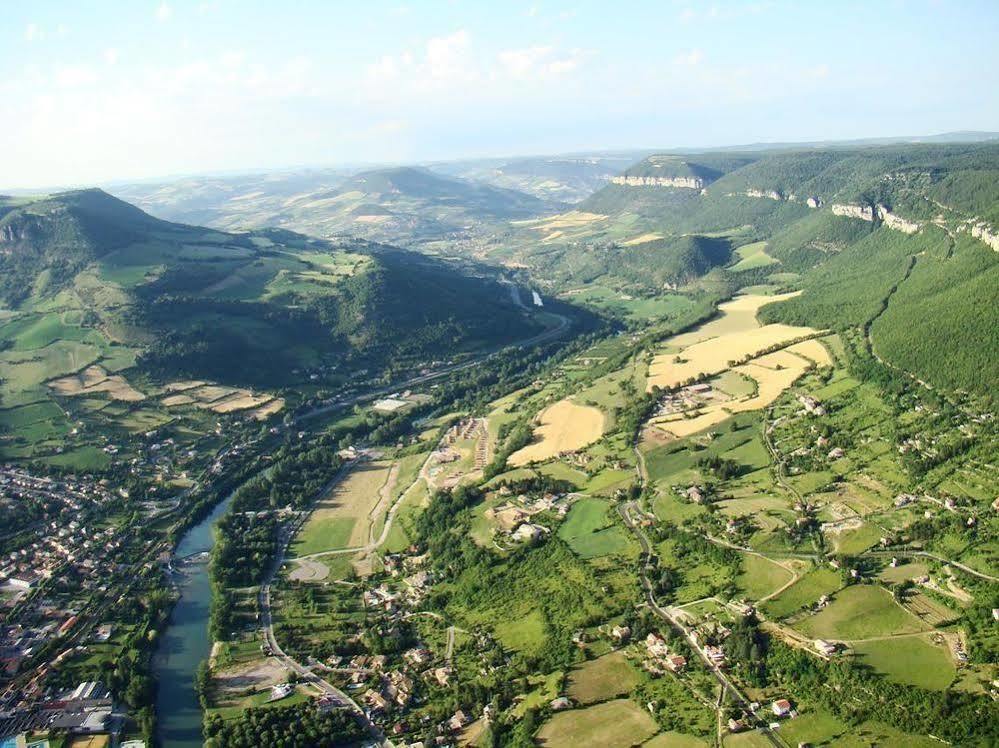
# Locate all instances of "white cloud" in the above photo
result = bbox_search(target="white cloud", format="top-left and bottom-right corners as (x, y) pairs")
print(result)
(498, 45), (586, 78)
(498, 46), (553, 77)
(25, 23), (41, 42)
(674, 48), (704, 66)
(425, 29), (472, 81)
(104, 48), (119, 65)
(156, 3), (173, 22)
(54, 65), (99, 88)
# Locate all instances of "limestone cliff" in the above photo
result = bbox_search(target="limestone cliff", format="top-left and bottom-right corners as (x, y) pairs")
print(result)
(610, 175), (705, 189)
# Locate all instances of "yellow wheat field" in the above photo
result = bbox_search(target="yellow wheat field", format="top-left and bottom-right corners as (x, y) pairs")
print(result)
(509, 399), (605, 466)
(646, 292), (821, 391)
(652, 349), (813, 438)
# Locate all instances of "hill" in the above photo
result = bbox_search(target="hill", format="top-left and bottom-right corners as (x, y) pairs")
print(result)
(0, 190), (546, 461)
(428, 151), (650, 203)
(112, 166), (553, 247)
(503, 143), (999, 394)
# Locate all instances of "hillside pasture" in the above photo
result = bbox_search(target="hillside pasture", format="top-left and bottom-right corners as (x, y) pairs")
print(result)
(736, 554), (795, 601)
(729, 241), (779, 271)
(763, 567), (843, 619)
(851, 634), (955, 690)
(794, 585), (928, 640)
(535, 699), (658, 748)
(557, 498), (635, 559)
(565, 651), (639, 705)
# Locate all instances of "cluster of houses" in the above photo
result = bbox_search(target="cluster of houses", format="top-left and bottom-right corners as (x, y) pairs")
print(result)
(484, 489), (575, 544)
(0, 470), (138, 698)
(797, 395), (827, 417)
(727, 698), (796, 734)
(655, 382), (716, 418)
(642, 632), (688, 675)
(0, 680), (131, 745)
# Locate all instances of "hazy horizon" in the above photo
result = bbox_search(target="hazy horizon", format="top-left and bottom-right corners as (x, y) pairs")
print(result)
(3, 0), (998, 190)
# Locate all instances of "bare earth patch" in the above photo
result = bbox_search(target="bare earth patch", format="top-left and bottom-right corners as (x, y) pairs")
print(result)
(49, 365), (145, 401)
(288, 558), (330, 582)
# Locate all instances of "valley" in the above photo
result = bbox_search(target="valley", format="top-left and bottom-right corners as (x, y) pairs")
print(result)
(0, 139), (997, 748)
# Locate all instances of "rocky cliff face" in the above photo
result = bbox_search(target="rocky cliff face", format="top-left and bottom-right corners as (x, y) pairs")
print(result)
(611, 175), (705, 189)
(830, 203), (921, 234)
(968, 221), (999, 251)
(831, 203), (877, 222)
(738, 189), (822, 207)
(876, 205), (920, 234)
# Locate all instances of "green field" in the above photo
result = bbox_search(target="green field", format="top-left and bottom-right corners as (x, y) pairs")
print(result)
(290, 517), (356, 557)
(729, 241), (779, 272)
(557, 498), (635, 559)
(645, 733), (710, 748)
(494, 609), (548, 655)
(851, 634), (955, 690)
(762, 567), (843, 619)
(535, 699), (658, 748)
(795, 585), (928, 640)
(565, 651), (639, 705)
(736, 554), (794, 601)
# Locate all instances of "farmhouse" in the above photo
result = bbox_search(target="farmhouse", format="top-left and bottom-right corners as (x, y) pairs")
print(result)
(664, 655), (687, 672)
(814, 639), (838, 656)
(772, 698), (793, 717)
(448, 709), (472, 731)
(611, 625), (632, 642)
(512, 523), (548, 543)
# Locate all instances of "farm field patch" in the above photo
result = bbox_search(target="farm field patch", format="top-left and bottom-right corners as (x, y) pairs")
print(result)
(291, 460), (394, 556)
(509, 399), (605, 466)
(535, 699), (658, 748)
(794, 584), (928, 640)
(851, 634), (955, 690)
(565, 651), (639, 705)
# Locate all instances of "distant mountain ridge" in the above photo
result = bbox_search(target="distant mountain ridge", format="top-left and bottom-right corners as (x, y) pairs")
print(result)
(110, 165), (555, 247)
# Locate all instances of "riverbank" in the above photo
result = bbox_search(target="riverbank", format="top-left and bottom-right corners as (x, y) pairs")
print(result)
(153, 494), (233, 748)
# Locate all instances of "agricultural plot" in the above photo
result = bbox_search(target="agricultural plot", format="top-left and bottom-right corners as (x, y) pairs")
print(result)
(794, 585), (928, 640)
(565, 651), (639, 705)
(736, 554), (795, 601)
(158, 380), (283, 419)
(851, 634), (955, 690)
(49, 365), (146, 401)
(648, 311), (829, 439)
(557, 498), (635, 559)
(763, 567), (843, 620)
(535, 699), (658, 748)
(509, 398), (606, 466)
(729, 241), (779, 272)
(644, 733), (710, 748)
(290, 460), (395, 556)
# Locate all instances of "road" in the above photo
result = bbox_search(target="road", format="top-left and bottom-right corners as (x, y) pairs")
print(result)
(293, 309), (571, 426)
(257, 466), (393, 748)
(619, 501), (787, 748)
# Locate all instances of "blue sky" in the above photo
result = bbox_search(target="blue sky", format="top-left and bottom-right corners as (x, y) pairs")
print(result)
(2, 0), (998, 189)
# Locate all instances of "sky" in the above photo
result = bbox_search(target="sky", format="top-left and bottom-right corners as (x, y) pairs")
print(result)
(2, 0), (998, 190)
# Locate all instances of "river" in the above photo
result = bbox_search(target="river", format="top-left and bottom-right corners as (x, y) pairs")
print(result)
(153, 494), (233, 748)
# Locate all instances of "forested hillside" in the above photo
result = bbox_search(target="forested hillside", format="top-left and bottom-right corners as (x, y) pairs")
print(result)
(0, 190), (543, 430)
(508, 143), (999, 395)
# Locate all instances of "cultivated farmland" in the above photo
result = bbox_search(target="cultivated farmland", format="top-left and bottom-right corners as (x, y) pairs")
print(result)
(509, 398), (605, 466)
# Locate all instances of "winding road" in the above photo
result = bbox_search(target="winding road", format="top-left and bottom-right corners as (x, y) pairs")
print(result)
(618, 500), (787, 748)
